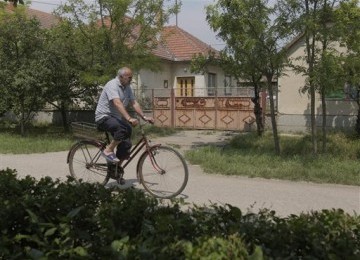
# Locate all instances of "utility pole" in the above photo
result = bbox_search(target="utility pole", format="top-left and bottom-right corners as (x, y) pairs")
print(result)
(175, 0), (178, 26)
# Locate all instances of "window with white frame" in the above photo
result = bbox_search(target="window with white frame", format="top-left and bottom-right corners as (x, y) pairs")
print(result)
(208, 73), (216, 96)
(224, 75), (232, 96)
(326, 82), (359, 100)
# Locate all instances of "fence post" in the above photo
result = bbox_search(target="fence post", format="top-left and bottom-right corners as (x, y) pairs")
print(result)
(171, 88), (175, 128)
(151, 88), (154, 119)
(215, 88), (218, 130)
(260, 90), (267, 127)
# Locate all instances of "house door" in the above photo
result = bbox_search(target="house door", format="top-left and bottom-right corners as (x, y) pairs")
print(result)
(177, 77), (194, 97)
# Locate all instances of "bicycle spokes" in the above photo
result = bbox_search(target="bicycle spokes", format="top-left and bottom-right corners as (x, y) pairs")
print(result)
(148, 148), (165, 174)
(138, 146), (189, 199)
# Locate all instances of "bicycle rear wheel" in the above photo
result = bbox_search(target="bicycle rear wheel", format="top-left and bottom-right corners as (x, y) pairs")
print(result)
(68, 141), (110, 185)
(138, 145), (188, 199)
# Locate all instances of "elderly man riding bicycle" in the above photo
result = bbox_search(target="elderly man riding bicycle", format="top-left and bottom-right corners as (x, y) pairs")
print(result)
(95, 67), (154, 162)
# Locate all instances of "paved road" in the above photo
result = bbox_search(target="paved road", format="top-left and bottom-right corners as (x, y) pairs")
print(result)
(1, 130), (359, 216)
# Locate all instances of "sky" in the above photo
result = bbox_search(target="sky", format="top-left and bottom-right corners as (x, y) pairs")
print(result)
(29, 0), (225, 50)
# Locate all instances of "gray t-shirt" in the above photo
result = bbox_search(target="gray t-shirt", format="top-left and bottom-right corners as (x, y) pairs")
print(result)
(95, 77), (135, 122)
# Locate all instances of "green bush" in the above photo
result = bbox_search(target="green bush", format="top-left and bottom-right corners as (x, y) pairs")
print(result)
(1, 168), (359, 259)
(185, 132), (360, 185)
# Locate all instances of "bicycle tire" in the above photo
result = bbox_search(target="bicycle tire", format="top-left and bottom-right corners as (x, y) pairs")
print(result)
(137, 145), (189, 199)
(68, 140), (110, 185)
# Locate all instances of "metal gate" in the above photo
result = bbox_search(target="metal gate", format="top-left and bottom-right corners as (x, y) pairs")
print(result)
(152, 89), (262, 131)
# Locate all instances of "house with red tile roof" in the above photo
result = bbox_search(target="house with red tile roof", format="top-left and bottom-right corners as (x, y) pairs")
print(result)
(3, 4), (239, 129)
(96, 15), (227, 99)
(135, 25), (226, 100)
(2, 3), (59, 28)
(3, 3), (229, 97)
(4, 3), (229, 99)
(277, 34), (357, 132)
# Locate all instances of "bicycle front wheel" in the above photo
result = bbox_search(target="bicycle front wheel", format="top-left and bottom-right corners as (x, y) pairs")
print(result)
(68, 141), (109, 185)
(138, 146), (189, 199)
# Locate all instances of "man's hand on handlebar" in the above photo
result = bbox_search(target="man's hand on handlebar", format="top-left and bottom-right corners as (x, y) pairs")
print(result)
(142, 115), (155, 124)
(128, 117), (139, 126)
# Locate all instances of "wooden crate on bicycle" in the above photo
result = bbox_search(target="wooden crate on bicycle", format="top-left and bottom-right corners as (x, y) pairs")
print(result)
(71, 122), (104, 140)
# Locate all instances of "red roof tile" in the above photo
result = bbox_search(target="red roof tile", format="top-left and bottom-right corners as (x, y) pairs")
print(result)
(26, 8), (58, 28)
(153, 26), (218, 61)
(4, 5), (216, 61)
(97, 17), (216, 61)
(4, 4), (58, 28)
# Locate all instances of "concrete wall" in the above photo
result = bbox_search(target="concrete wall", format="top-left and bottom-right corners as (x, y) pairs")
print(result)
(277, 36), (357, 132)
(33, 110), (96, 125)
(135, 60), (227, 98)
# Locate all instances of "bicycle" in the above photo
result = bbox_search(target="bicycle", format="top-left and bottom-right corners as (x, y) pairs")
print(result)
(67, 119), (189, 199)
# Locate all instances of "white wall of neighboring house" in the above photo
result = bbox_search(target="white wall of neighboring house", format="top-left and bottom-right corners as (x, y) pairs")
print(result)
(277, 37), (357, 132)
(135, 61), (227, 98)
(206, 65), (226, 89)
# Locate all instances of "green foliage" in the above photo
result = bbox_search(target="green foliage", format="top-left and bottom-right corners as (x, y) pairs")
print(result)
(141, 124), (179, 137)
(180, 235), (250, 259)
(206, 0), (288, 152)
(0, 7), (49, 135)
(2, 0), (24, 7)
(185, 132), (360, 185)
(0, 123), (177, 154)
(335, 0), (360, 135)
(0, 169), (359, 259)
(41, 20), (101, 132)
(55, 0), (179, 76)
(0, 124), (74, 154)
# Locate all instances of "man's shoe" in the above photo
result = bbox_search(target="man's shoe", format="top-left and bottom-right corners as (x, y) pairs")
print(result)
(107, 164), (124, 182)
(117, 177), (126, 185)
(102, 152), (120, 163)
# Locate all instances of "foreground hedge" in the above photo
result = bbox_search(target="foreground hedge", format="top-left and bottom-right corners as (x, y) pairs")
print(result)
(0, 168), (359, 259)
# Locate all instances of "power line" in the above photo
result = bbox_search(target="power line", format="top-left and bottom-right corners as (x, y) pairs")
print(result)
(31, 0), (59, 6)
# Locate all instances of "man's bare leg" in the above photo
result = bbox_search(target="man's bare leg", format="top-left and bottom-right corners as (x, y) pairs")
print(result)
(103, 140), (120, 155)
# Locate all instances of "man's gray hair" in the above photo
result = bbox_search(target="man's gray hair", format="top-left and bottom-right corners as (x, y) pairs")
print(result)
(117, 67), (130, 76)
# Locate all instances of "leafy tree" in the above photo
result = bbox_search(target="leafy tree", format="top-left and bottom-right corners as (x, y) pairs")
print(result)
(45, 0), (179, 130)
(191, 48), (266, 136)
(314, 1), (344, 152)
(55, 0), (180, 79)
(220, 47), (266, 137)
(42, 21), (99, 132)
(277, 0), (346, 154)
(0, 6), (48, 135)
(206, 0), (290, 154)
(335, 0), (360, 135)
(313, 50), (345, 151)
(3, 0), (24, 7)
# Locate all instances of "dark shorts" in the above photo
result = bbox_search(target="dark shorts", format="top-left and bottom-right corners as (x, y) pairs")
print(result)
(96, 116), (132, 141)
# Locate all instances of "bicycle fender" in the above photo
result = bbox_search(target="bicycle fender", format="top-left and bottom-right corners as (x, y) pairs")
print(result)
(136, 144), (162, 180)
(66, 139), (105, 163)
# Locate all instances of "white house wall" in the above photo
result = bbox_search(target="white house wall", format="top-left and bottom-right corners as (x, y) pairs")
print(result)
(207, 65), (226, 91)
(137, 61), (174, 97)
(277, 37), (357, 132)
(137, 61), (226, 98)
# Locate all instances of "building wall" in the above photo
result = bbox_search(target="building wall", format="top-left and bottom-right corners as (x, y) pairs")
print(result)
(136, 60), (227, 98)
(277, 37), (358, 132)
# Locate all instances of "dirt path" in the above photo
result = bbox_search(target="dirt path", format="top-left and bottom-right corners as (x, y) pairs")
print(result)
(1, 130), (359, 216)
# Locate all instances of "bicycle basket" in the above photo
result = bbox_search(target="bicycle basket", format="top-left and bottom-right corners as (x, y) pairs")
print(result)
(71, 122), (104, 140)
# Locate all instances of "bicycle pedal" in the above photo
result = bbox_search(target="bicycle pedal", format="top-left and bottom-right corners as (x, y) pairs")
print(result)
(117, 177), (126, 185)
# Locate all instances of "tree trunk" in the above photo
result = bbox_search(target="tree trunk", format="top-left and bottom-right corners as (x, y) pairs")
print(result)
(356, 94), (360, 136)
(60, 102), (70, 133)
(267, 76), (280, 155)
(20, 101), (25, 137)
(251, 86), (264, 136)
(310, 84), (317, 154)
(321, 88), (327, 153)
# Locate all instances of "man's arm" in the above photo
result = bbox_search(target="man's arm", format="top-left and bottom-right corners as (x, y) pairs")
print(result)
(112, 98), (135, 124)
(132, 100), (145, 119)
(132, 100), (154, 123)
